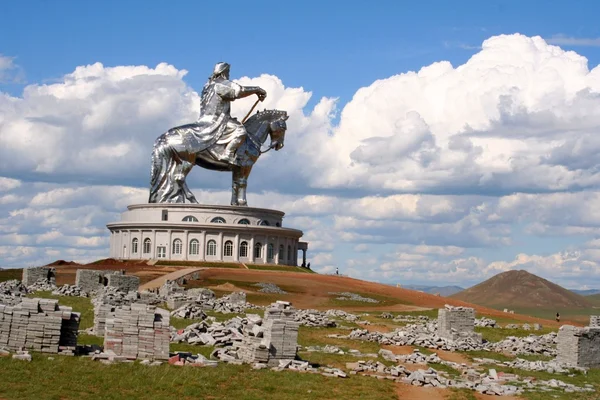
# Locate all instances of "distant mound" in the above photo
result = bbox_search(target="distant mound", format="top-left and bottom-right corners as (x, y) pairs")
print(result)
(46, 260), (77, 266)
(570, 289), (600, 296)
(451, 270), (593, 309)
(404, 285), (464, 297)
(587, 293), (600, 307)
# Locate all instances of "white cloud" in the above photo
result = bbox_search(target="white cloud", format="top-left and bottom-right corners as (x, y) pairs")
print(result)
(0, 54), (24, 83)
(546, 35), (600, 47)
(3, 34), (600, 290)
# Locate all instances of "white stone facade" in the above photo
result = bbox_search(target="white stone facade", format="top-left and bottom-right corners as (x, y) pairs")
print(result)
(106, 204), (308, 266)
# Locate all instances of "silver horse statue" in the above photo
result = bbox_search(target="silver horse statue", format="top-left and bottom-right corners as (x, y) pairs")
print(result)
(149, 109), (288, 206)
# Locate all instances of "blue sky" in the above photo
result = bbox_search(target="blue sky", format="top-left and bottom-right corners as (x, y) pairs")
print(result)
(3, 0), (600, 289)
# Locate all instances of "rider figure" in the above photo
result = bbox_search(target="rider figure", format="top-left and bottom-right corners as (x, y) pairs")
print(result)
(199, 62), (267, 164)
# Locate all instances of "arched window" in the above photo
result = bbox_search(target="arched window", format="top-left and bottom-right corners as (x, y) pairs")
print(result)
(279, 244), (284, 260)
(143, 238), (151, 254)
(259, 220), (270, 226)
(189, 239), (199, 255)
(276, 222), (281, 227)
(206, 240), (217, 256)
(287, 245), (291, 261)
(254, 242), (262, 259)
(223, 240), (233, 257)
(238, 218), (250, 225)
(172, 239), (182, 255)
(132, 238), (139, 254)
(211, 217), (226, 223)
(267, 243), (274, 261)
(239, 241), (248, 258)
(182, 215), (198, 222)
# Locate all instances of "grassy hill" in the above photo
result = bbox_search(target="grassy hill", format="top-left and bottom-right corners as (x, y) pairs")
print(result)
(451, 270), (593, 310)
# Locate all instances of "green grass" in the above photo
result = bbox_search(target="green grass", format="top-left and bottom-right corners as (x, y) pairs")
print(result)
(154, 260), (243, 268)
(27, 291), (94, 330)
(0, 268), (23, 282)
(462, 350), (514, 362)
(298, 326), (381, 355)
(392, 309), (438, 319)
(246, 264), (314, 273)
(0, 355), (396, 400)
(78, 334), (104, 346)
(169, 343), (215, 359)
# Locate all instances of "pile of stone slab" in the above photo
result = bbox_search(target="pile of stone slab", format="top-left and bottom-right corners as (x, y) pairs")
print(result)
(103, 303), (170, 360)
(475, 317), (497, 328)
(329, 292), (379, 303)
(0, 297), (79, 355)
(302, 344), (378, 358)
(52, 285), (85, 297)
(325, 309), (361, 322)
(556, 325), (600, 368)
(176, 301), (300, 368)
(294, 309), (337, 327)
(171, 305), (208, 320)
(254, 282), (287, 294)
(477, 357), (586, 374)
(170, 315), (249, 347)
(590, 316), (600, 328)
(489, 333), (557, 357)
(26, 278), (57, 292)
(168, 291), (262, 317)
(0, 279), (29, 306)
(504, 323), (543, 331)
(347, 360), (523, 396)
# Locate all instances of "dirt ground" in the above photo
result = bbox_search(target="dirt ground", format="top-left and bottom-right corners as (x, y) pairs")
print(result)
(51, 259), (568, 326)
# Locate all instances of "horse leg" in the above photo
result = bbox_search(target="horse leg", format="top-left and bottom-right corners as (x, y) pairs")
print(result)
(175, 160), (198, 204)
(236, 166), (252, 206)
(231, 168), (241, 206)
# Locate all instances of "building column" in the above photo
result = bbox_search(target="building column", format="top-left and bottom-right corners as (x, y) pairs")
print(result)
(302, 249), (307, 268)
(200, 231), (206, 261)
(167, 229), (172, 260)
(185, 231), (189, 261)
(249, 237), (255, 263)
(152, 230), (157, 260)
(234, 234), (240, 262)
(275, 238), (280, 265)
(294, 245), (298, 266)
(218, 232), (224, 261)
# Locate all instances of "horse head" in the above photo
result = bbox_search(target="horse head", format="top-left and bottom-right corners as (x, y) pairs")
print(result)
(244, 109), (288, 151)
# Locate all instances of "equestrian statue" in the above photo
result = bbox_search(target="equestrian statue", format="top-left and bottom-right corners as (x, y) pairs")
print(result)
(148, 62), (288, 206)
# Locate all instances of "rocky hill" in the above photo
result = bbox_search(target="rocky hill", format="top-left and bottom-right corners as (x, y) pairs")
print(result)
(450, 270), (593, 310)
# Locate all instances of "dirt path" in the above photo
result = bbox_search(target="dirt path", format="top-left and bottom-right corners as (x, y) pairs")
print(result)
(395, 383), (448, 399)
(434, 349), (471, 365)
(139, 268), (204, 290)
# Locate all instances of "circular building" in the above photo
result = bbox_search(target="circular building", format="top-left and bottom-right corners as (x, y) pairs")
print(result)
(106, 204), (308, 266)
